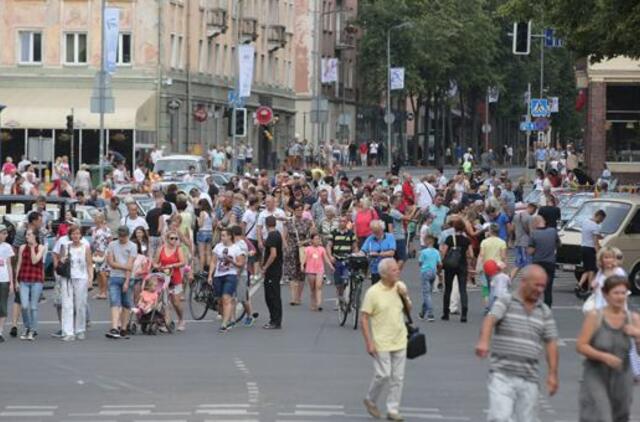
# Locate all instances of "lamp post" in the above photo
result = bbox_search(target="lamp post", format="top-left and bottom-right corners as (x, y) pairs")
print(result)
(0, 104), (6, 165)
(387, 22), (413, 170)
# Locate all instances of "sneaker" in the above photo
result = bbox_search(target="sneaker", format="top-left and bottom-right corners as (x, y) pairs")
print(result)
(20, 330), (30, 340)
(262, 323), (281, 330)
(243, 316), (255, 327)
(50, 330), (63, 338)
(76, 332), (86, 341)
(62, 335), (75, 342)
(218, 325), (228, 333)
(0, 334), (5, 343)
(427, 315), (435, 322)
(9, 326), (17, 338)
(418, 311), (425, 321)
(119, 328), (130, 339)
(105, 328), (121, 339)
(441, 315), (449, 321)
(460, 316), (468, 323)
(27, 331), (35, 341)
(363, 399), (381, 419)
(387, 412), (404, 421)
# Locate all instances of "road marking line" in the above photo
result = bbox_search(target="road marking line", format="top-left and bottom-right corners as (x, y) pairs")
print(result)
(198, 404), (251, 408)
(279, 411), (346, 416)
(196, 410), (259, 416)
(134, 420), (186, 422)
(147, 412), (192, 416)
(203, 419), (259, 422)
(0, 411), (54, 417)
(400, 407), (439, 412)
(99, 410), (152, 416)
(401, 414), (471, 421)
(101, 405), (155, 409)
(295, 405), (344, 409)
(5, 406), (58, 410)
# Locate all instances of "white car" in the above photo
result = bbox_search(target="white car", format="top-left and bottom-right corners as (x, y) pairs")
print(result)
(153, 155), (208, 175)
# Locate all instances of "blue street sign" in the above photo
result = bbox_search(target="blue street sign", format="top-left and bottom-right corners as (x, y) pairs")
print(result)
(544, 28), (563, 48)
(520, 121), (535, 132)
(530, 98), (549, 117)
(534, 117), (550, 131)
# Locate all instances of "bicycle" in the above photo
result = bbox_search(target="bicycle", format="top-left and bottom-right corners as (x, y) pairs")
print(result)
(189, 272), (261, 324)
(336, 254), (369, 330)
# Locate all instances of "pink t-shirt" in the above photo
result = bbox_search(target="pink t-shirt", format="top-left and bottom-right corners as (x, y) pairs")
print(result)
(304, 246), (326, 275)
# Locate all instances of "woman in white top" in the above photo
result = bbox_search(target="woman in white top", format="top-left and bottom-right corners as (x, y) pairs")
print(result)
(591, 247), (626, 310)
(61, 225), (93, 341)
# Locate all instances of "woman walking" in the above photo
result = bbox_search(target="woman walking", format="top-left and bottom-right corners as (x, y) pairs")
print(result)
(283, 202), (313, 306)
(90, 213), (112, 300)
(61, 226), (93, 341)
(196, 198), (214, 271)
(577, 275), (640, 421)
(440, 218), (474, 323)
(154, 230), (186, 331)
(302, 233), (334, 311)
(15, 228), (47, 340)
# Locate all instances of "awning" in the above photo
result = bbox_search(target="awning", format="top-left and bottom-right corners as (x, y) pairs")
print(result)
(0, 87), (156, 131)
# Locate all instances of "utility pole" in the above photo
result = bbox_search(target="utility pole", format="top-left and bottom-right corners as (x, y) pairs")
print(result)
(231, 0), (243, 174)
(484, 89), (489, 152)
(526, 82), (532, 182)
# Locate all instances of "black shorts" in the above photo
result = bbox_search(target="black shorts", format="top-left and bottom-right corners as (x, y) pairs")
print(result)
(0, 284), (9, 318)
(582, 246), (597, 272)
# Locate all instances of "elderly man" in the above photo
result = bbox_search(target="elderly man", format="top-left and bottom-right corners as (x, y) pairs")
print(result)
(256, 196), (287, 252)
(475, 264), (559, 422)
(528, 215), (559, 308)
(311, 188), (330, 228)
(360, 220), (396, 284)
(361, 258), (411, 421)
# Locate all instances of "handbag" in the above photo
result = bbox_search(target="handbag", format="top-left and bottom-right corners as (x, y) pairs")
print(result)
(398, 290), (427, 359)
(442, 234), (463, 270)
(582, 294), (596, 314)
(56, 246), (71, 279)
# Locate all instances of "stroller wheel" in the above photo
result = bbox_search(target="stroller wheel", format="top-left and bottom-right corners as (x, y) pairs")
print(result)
(148, 323), (158, 335)
(168, 321), (175, 333)
(141, 323), (148, 334)
(129, 323), (137, 335)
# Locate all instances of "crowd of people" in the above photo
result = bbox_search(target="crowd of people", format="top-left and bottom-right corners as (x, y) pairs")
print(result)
(0, 141), (638, 421)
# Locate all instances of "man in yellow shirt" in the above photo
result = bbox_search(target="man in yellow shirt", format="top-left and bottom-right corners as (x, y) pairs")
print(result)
(360, 258), (410, 421)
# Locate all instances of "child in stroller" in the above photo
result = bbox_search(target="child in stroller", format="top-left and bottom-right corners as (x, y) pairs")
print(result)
(129, 272), (174, 335)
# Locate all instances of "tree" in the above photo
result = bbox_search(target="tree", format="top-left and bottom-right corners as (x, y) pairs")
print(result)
(500, 0), (640, 62)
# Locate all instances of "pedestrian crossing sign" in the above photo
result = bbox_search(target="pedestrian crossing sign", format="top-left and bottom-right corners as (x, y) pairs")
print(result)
(530, 99), (549, 117)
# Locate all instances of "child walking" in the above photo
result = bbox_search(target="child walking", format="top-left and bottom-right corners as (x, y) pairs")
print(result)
(483, 259), (511, 310)
(418, 235), (441, 321)
(302, 233), (334, 311)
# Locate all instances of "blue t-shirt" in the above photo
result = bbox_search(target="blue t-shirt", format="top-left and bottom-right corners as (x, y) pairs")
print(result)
(361, 233), (396, 274)
(494, 213), (510, 241)
(428, 205), (449, 237)
(419, 247), (441, 273)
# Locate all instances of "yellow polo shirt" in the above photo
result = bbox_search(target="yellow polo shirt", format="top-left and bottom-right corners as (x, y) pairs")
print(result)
(360, 281), (408, 352)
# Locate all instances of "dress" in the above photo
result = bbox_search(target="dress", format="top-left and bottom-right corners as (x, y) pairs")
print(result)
(579, 312), (634, 422)
(283, 217), (312, 282)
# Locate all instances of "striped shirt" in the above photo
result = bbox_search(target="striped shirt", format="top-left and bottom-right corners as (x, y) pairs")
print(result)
(330, 229), (355, 258)
(489, 293), (558, 381)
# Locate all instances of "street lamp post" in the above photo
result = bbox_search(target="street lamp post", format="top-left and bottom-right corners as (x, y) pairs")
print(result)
(386, 22), (413, 170)
(0, 104), (5, 165)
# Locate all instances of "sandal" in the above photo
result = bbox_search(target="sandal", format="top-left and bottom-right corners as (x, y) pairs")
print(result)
(93, 294), (107, 300)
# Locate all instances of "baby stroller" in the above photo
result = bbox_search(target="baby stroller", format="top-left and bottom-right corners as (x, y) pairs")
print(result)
(129, 272), (175, 335)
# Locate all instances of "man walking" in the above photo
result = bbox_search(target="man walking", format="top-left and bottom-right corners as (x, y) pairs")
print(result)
(105, 226), (137, 339)
(475, 264), (559, 422)
(261, 216), (283, 329)
(361, 258), (410, 422)
(577, 209), (605, 291)
(528, 216), (559, 308)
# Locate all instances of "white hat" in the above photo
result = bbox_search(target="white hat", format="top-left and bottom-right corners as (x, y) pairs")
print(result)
(244, 172), (251, 178)
(293, 172), (302, 178)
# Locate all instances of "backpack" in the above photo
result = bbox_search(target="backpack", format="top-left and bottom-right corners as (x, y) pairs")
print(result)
(442, 234), (463, 270)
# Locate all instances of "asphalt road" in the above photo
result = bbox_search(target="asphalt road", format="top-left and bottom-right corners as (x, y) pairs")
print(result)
(2, 251), (639, 422)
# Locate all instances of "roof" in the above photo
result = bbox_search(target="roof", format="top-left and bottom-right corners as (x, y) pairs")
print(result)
(581, 195), (640, 206)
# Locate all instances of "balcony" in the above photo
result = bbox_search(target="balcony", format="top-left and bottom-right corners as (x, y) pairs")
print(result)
(205, 8), (228, 38)
(267, 25), (287, 53)
(240, 18), (259, 43)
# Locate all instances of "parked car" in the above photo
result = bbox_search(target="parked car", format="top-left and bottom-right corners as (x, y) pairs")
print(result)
(153, 155), (208, 176)
(557, 196), (640, 294)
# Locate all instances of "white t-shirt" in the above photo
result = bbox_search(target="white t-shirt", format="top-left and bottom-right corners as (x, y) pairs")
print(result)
(212, 243), (244, 277)
(369, 143), (378, 154)
(0, 242), (15, 283)
(1, 173), (14, 195)
(415, 181), (436, 210)
(113, 168), (127, 185)
(69, 243), (90, 280)
(121, 215), (149, 234)
(53, 236), (91, 256)
(133, 168), (146, 184)
(242, 209), (258, 241)
(257, 208), (286, 240)
(581, 219), (601, 248)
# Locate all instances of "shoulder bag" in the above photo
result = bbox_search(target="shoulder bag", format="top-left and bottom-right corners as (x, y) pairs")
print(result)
(399, 290), (427, 359)
(442, 234), (463, 270)
(56, 245), (71, 279)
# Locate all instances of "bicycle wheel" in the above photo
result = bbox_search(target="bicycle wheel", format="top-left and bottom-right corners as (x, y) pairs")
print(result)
(189, 276), (210, 320)
(338, 280), (351, 327)
(352, 279), (363, 330)
(233, 301), (247, 324)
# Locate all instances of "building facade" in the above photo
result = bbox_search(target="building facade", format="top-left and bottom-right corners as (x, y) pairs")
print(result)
(293, 0), (357, 149)
(0, 0), (296, 171)
(577, 56), (640, 181)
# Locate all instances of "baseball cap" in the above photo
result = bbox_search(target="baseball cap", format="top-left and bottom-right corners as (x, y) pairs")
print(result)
(117, 225), (130, 236)
(0, 224), (7, 232)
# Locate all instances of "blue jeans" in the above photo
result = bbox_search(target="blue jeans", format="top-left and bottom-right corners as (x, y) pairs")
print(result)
(19, 282), (43, 331)
(420, 270), (436, 316)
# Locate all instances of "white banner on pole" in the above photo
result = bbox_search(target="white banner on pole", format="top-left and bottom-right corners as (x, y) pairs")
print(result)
(238, 44), (255, 98)
(321, 58), (339, 83)
(550, 96), (559, 113)
(104, 8), (120, 74)
(487, 86), (499, 103)
(390, 67), (405, 90)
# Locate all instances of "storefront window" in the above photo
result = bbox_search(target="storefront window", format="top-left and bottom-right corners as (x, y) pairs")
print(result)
(606, 121), (640, 162)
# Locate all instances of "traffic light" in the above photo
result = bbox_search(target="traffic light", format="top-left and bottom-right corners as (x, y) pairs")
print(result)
(227, 108), (247, 137)
(512, 21), (531, 55)
(66, 114), (74, 132)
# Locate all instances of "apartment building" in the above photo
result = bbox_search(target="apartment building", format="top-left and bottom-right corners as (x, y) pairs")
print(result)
(293, 0), (357, 147)
(0, 0), (296, 170)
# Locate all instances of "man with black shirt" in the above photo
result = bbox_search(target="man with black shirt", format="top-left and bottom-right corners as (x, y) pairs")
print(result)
(146, 191), (172, 259)
(261, 216), (283, 329)
(537, 194), (561, 229)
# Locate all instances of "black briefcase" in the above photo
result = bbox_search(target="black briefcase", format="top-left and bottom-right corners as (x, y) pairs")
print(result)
(399, 293), (427, 359)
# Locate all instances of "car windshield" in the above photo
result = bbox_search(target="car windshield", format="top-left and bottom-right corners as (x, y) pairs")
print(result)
(567, 194), (591, 208)
(524, 190), (541, 204)
(155, 160), (197, 173)
(137, 198), (155, 213)
(565, 201), (631, 234)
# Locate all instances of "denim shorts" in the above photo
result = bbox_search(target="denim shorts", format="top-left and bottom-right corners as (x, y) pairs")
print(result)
(214, 274), (238, 297)
(196, 231), (213, 244)
(394, 239), (407, 261)
(333, 261), (349, 286)
(108, 276), (133, 309)
(515, 246), (531, 269)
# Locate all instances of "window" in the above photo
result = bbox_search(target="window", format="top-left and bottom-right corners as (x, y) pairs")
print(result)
(170, 34), (183, 69)
(198, 40), (205, 73)
(117, 33), (132, 65)
(18, 31), (42, 64)
(625, 210), (640, 234)
(64, 33), (87, 64)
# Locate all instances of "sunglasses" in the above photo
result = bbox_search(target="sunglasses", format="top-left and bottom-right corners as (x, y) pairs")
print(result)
(169, 236), (178, 241)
